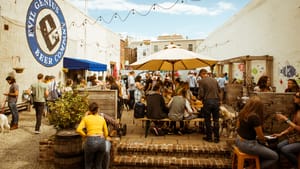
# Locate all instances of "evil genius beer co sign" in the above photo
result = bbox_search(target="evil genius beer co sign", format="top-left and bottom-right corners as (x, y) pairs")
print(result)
(26, 0), (67, 67)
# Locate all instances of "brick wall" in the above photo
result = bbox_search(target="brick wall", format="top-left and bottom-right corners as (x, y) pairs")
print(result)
(39, 138), (55, 162)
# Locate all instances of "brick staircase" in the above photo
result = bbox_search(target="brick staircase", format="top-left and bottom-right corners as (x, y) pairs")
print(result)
(112, 141), (232, 169)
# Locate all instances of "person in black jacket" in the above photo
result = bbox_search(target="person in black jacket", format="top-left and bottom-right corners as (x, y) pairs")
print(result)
(146, 83), (169, 135)
(198, 69), (221, 143)
(146, 83), (168, 119)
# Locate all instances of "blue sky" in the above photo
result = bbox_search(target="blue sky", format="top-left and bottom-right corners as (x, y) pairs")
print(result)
(68, 0), (250, 40)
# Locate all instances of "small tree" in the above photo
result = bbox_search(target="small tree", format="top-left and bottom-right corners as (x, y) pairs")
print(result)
(48, 91), (89, 130)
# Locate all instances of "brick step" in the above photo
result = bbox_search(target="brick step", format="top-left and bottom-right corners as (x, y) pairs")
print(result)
(116, 142), (231, 158)
(113, 155), (232, 169)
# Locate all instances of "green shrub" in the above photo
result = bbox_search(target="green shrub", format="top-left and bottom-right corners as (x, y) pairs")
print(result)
(48, 91), (89, 130)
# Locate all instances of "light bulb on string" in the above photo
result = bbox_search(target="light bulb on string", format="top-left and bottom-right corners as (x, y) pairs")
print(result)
(90, 0), (181, 24)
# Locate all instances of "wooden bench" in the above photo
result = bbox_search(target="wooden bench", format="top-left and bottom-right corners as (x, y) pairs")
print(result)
(3, 101), (31, 115)
(134, 117), (205, 137)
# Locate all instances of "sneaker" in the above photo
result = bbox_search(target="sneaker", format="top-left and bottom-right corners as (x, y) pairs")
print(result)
(34, 130), (40, 134)
(177, 130), (183, 136)
(151, 127), (159, 136)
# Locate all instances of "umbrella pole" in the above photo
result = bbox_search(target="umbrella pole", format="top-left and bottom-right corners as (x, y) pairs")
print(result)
(172, 63), (175, 91)
(172, 63), (175, 82)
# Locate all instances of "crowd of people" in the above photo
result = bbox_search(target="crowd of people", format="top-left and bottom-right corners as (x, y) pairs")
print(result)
(3, 74), (75, 133)
(235, 91), (300, 169)
(3, 70), (300, 169)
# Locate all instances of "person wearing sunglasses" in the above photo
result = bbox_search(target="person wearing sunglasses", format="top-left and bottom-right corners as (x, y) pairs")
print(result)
(272, 91), (300, 168)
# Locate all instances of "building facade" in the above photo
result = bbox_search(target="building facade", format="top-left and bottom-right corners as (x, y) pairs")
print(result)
(197, 0), (300, 92)
(127, 35), (204, 63)
(0, 0), (121, 102)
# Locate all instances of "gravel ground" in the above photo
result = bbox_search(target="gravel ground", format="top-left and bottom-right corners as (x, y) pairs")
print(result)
(0, 109), (56, 169)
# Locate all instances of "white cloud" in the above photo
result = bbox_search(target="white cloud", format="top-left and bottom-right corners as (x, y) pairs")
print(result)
(68, 0), (235, 16)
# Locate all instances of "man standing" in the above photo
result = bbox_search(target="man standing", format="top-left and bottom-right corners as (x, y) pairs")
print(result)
(217, 73), (227, 103)
(4, 76), (19, 130)
(30, 73), (48, 134)
(187, 71), (198, 96)
(198, 69), (221, 143)
(127, 71), (136, 110)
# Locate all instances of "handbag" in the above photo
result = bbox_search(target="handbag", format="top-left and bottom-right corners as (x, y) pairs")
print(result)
(134, 102), (146, 118)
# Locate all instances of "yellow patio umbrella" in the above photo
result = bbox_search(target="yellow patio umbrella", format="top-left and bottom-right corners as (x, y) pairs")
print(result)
(130, 45), (218, 80)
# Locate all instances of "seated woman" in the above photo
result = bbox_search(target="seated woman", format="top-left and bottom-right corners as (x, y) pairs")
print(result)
(182, 81), (202, 112)
(162, 87), (173, 105)
(253, 75), (274, 92)
(285, 79), (300, 92)
(168, 89), (198, 135)
(167, 89), (185, 134)
(235, 96), (278, 169)
(272, 91), (300, 168)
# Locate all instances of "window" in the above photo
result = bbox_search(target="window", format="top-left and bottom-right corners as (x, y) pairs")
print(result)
(188, 44), (193, 51)
(154, 45), (158, 52)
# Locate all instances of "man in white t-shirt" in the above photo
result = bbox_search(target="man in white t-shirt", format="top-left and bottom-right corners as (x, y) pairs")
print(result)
(127, 71), (136, 109)
(186, 71), (198, 96)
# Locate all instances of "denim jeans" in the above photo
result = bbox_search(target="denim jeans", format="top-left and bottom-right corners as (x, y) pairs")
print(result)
(277, 139), (300, 168)
(202, 98), (220, 140)
(34, 102), (45, 131)
(235, 138), (278, 169)
(8, 102), (18, 125)
(102, 140), (111, 169)
(129, 90), (135, 109)
(84, 136), (106, 169)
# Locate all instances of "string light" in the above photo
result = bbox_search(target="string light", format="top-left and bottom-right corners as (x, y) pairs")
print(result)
(70, 0), (202, 26)
(198, 40), (230, 52)
(94, 0), (183, 24)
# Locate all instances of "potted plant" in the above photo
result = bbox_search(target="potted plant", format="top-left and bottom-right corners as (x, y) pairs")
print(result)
(48, 91), (89, 130)
(47, 91), (89, 168)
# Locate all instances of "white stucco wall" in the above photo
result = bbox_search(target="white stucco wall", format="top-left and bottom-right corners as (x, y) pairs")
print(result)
(197, 0), (300, 92)
(0, 0), (120, 102)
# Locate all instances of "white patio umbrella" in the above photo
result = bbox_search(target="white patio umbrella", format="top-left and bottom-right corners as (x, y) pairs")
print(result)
(130, 45), (218, 80)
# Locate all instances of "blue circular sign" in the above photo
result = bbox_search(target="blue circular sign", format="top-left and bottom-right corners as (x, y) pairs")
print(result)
(25, 0), (67, 67)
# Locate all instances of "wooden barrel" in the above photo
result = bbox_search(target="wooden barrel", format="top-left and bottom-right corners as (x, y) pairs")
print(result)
(54, 130), (83, 169)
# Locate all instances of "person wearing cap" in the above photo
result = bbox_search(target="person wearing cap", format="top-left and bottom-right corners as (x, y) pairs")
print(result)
(4, 76), (19, 130)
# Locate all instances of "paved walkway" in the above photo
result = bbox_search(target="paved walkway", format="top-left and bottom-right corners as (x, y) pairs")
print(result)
(0, 109), (56, 169)
(119, 109), (231, 146)
(0, 108), (232, 169)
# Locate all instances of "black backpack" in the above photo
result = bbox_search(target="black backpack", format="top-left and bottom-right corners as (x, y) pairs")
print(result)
(134, 102), (146, 118)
